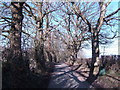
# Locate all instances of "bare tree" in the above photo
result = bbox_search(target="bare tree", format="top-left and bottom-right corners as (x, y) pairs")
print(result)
(23, 2), (63, 72)
(10, 2), (24, 60)
(69, 1), (119, 82)
(1, 1), (27, 87)
(53, 2), (90, 65)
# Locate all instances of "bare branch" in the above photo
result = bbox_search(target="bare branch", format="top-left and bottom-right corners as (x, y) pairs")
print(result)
(22, 30), (36, 40)
(105, 8), (120, 19)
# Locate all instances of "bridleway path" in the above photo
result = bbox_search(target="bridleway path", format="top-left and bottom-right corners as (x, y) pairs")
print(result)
(48, 63), (90, 88)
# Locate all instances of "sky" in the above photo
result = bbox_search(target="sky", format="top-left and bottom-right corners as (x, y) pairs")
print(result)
(101, 2), (119, 56)
(84, 38), (118, 58)
(0, 1), (119, 57)
(83, 1), (119, 58)
(1, 0), (120, 2)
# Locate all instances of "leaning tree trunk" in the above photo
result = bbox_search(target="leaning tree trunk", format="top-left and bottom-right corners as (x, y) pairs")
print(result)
(87, 2), (107, 83)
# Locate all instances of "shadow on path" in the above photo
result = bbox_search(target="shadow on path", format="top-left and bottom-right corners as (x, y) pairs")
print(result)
(48, 63), (90, 88)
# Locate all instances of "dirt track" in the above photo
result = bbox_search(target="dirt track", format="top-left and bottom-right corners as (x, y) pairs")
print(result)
(48, 63), (90, 88)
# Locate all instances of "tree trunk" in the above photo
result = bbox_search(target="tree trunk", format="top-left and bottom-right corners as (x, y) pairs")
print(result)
(10, 2), (24, 60)
(87, 29), (100, 82)
(9, 2), (25, 87)
(35, 20), (46, 72)
(34, 2), (46, 72)
(72, 48), (78, 65)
